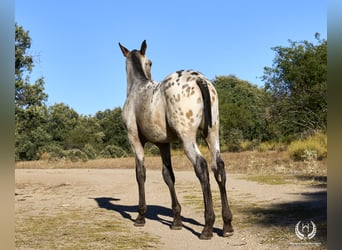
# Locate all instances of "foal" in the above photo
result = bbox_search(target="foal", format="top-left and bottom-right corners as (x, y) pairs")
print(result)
(119, 40), (233, 239)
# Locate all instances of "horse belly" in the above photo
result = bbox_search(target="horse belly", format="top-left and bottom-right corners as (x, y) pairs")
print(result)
(136, 101), (174, 143)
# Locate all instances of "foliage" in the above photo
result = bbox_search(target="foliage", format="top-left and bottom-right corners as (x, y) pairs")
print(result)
(214, 75), (272, 148)
(95, 108), (130, 151)
(15, 24), (51, 160)
(263, 33), (327, 140)
(83, 144), (97, 160)
(65, 149), (88, 162)
(144, 143), (160, 156)
(15, 105), (51, 160)
(15, 24), (327, 160)
(100, 145), (128, 158)
(38, 143), (66, 161)
(47, 103), (79, 144)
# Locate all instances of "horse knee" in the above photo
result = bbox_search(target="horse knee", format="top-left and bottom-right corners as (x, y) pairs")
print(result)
(213, 157), (226, 184)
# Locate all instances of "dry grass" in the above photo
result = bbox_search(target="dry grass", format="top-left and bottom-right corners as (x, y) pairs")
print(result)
(16, 207), (161, 249)
(16, 151), (327, 176)
(287, 132), (327, 161)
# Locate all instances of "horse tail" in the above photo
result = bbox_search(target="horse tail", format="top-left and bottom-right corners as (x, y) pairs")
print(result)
(196, 78), (212, 137)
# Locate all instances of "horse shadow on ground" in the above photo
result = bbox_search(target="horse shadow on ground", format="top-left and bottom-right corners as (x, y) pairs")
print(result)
(241, 187), (327, 245)
(91, 197), (222, 238)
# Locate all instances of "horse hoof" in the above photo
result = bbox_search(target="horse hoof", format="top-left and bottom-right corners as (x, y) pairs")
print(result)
(223, 231), (234, 237)
(199, 231), (213, 240)
(134, 217), (145, 227)
(171, 224), (183, 230)
(171, 220), (183, 230)
(223, 223), (234, 237)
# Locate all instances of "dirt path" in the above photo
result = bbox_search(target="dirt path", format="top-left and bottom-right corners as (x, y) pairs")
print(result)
(15, 169), (326, 249)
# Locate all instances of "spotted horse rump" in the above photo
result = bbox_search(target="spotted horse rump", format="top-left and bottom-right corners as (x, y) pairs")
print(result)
(118, 40), (233, 240)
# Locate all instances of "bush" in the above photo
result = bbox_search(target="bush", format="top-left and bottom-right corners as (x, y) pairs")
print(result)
(144, 143), (160, 156)
(38, 143), (66, 161)
(65, 149), (88, 162)
(83, 144), (97, 159)
(287, 132), (327, 161)
(226, 129), (244, 152)
(100, 145), (128, 158)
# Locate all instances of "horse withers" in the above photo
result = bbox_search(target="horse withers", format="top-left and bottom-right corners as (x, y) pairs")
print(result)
(118, 40), (233, 239)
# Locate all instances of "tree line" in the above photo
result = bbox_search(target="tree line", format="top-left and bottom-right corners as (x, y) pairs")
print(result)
(15, 24), (327, 161)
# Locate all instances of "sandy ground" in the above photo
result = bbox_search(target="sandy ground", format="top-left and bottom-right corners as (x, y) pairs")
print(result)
(15, 169), (326, 249)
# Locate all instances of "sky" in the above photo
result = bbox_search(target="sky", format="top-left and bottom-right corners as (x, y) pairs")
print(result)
(15, 0), (327, 115)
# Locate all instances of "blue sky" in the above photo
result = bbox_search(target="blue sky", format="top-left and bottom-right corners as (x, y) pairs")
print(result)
(15, 0), (327, 115)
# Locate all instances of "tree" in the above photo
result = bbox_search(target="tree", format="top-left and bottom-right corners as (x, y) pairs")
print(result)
(213, 75), (271, 149)
(47, 103), (79, 144)
(15, 24), (47, 108)
(262, 34), (327, 140)
(95, 108), (130, 152)
(15, 24), (50, 160)
(64, 115), (104, 151)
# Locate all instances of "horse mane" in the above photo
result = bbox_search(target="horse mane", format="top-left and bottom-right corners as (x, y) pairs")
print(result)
(130, 50), (149, 81)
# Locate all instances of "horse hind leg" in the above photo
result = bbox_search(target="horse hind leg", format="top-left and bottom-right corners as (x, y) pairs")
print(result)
(157, 143), (182, 230)
(205, 131), (234, 237)
(182, 138), (215, 240)
(215, 155), (234, 237)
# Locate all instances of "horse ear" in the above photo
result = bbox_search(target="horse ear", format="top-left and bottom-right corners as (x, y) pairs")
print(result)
(119, 42), (130, 57)
(140, 40), (147, 56)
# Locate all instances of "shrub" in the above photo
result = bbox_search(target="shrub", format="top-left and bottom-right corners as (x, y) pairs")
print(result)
(144, 143), (160, 156)
(226, 129), (244, 152)
(65, 149), (88, 162)
(83, 144), (97, 159)
(287, 131), (327, 161)
(38, 143), (66, 161)
(100, 145), (128, 158)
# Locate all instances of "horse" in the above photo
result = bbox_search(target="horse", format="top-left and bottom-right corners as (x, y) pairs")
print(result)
(118, 40), (233, 239)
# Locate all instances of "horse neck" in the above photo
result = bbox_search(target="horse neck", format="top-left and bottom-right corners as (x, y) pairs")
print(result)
(125, 53), (150, 96)
(126, 69), (148, 97)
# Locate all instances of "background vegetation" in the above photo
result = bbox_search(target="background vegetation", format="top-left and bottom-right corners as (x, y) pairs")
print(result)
(15, 24), (327, 162)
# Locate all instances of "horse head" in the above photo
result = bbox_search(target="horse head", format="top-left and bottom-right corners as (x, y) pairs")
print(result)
(119, 40), (152, 81)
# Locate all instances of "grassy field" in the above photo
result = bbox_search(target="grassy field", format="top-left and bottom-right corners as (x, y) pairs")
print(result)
(15, 207), (161, 249)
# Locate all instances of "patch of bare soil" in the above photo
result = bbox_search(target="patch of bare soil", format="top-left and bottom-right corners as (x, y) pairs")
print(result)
(15, 169), (326, 249)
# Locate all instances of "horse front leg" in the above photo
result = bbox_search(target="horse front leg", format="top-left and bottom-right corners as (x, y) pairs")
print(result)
(129, 135), (147, 226)
(134, 154), (146, 226)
